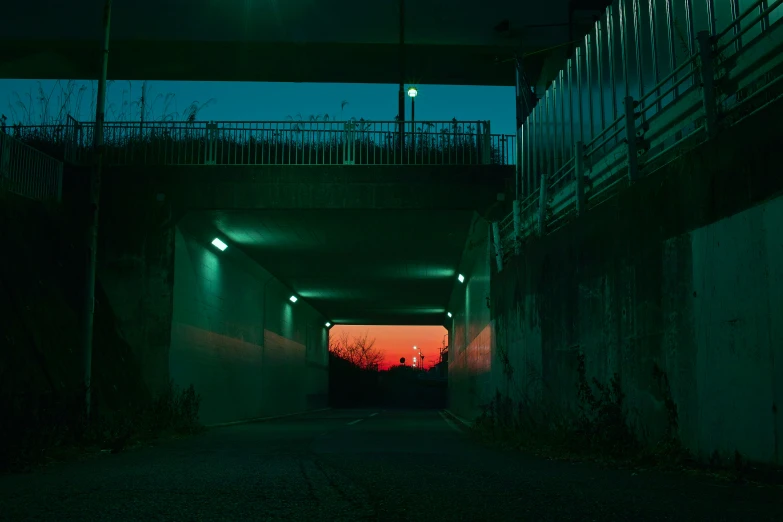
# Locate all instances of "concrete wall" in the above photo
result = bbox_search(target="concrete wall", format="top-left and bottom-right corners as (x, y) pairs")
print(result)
(490, 195), (782, 465)
(0, 190), (149, 414)
(448, 213), (494, 420)
(96, 168), (331, 425)
(466, 97), (783, 465)
(170, 214), (328, 425)
(97, 169), (176, 398)
(687, 200), (782, 462)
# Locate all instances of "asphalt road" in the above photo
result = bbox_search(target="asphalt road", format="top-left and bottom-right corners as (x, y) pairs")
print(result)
(1, 409), (782, 521)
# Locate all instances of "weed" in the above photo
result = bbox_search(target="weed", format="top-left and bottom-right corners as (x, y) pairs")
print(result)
(470, 359), (783, 484)
(0, 380), (202, 473)
(574, 352), (638, 458)
(9, 120), (509, 167)
(474, 354), (640, 463)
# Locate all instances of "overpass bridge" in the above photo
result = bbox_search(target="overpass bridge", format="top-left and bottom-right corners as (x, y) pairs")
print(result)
(0, 0), (613, 90)
(3, 116), (515, 423)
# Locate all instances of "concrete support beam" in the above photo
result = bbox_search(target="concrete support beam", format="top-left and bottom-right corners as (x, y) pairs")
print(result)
(102, 164), (512, 214)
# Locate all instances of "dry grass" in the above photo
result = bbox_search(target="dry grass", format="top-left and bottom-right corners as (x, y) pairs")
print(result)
(0, 381), (203, 473)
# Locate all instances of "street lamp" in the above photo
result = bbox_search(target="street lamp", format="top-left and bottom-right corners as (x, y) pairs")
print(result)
(413, 345), (425, 370)
(407, 86), (418, 128)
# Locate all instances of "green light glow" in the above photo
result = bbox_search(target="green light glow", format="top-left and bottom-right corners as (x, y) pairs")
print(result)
(297, 289), (353, 299)
(379, 265), (456, 279)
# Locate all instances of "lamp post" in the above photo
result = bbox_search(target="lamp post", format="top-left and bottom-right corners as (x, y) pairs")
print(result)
(398, 0), (406, 158)
(407, 86), (418, 125)
(407, 86), (418, 159)
(413, 345), (425, 370)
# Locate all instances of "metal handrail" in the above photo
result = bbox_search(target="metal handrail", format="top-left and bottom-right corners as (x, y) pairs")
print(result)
(716, 0), (783, 54)
(715, 0), (778, 40)
(501, 0), (783, 267)
(549, 156), (576, 188)
(639, 69), (698, 118)
(637, 54), (700, 108)
(585, 114), (625, 150)
(0, 130), (63, 202)
(586, 123), (625, 159)
(11, 119), (517, 167)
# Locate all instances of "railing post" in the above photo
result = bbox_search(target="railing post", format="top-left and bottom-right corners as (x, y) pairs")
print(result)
(512, 199), (522, 255)
(205, 122), (217, 165)
(537, 172), (548, 236)
(574, 141), (586, 215)
(623, 96), (639, 182)
(697, 30), (718, 139)
(492, 221), (503, 272)
(343, 122), (355, 165)
(0, 133), (9, 181)
(70, 120), (83, 164)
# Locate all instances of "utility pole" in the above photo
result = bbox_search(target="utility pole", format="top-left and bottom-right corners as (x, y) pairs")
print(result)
(398, 0), (405, 159)
(82, 0), (112, 417)
(139, 81), (145, 132)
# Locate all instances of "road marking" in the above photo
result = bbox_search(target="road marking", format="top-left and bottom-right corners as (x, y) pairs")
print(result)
(347, 419), (363, 425)
(439, 411), (461, 433)
(369, 412), (378, 417)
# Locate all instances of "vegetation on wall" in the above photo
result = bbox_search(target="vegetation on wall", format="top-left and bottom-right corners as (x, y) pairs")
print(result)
(471, 347), (782, 483)
(473, 352), (642, 461)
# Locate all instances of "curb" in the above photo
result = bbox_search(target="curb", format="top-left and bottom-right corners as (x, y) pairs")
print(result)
(443, 408), (474, 429)
(205, 407), (332, 428)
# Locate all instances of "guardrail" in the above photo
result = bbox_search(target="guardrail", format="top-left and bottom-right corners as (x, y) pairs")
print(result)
(494, 0), (783, 272)
(10, 120), (516, 167)
(0, 130), (63, 202)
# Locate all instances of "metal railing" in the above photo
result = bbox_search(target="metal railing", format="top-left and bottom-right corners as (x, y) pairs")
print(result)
(11, 119), (516, 167)
(0, 130), (63, 202)
(495, 0), (783, 270)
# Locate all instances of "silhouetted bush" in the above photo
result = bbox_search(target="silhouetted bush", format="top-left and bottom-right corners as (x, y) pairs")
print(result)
(0, 381), (202, 473)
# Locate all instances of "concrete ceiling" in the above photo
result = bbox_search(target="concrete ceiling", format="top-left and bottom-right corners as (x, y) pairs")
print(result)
(0, 0), (608, 86)
(187, 208), (475, 325)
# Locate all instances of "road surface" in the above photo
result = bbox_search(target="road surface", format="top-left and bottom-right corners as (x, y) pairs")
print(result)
(1, 409), (781, 521)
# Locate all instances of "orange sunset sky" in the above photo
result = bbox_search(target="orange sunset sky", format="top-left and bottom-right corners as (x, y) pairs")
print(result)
(331, 325), (448, 370)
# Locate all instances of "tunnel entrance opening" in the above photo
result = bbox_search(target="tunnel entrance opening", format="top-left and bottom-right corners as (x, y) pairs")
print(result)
(328, 324), (448, 410)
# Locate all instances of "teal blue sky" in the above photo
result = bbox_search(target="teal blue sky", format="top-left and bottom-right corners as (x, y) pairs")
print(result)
(0, 80), (516, 135)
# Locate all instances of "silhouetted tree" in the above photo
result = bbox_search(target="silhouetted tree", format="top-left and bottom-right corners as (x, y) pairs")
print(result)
(329, 331), (384, 370)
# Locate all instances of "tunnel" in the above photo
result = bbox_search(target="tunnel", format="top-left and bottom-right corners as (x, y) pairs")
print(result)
(90, 162), (512, 425)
